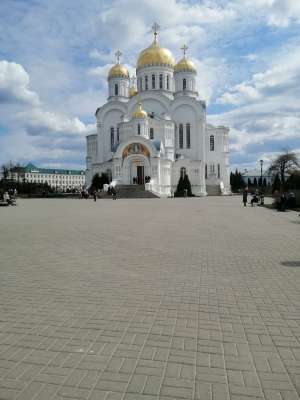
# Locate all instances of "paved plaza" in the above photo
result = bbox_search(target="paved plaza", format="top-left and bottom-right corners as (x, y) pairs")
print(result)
(0, 197), (300, 400)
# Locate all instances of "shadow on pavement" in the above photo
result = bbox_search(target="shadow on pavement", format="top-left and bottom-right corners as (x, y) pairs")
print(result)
(281, 261), (300, 267)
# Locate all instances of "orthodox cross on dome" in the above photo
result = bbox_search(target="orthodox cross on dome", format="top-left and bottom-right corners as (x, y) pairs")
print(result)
(115, 49), (122, 64)
(131, 75), (136, 86)
(152, 22), (160, 43)
(181, 44), (188, 58)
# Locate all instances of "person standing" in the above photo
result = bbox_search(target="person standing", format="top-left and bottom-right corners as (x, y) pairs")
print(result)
(242, 190), (248, 206)
(93, 191), (97, 202)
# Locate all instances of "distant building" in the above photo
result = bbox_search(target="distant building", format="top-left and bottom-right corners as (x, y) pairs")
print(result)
(12, 163), (86, 191)
(241, 169), (273, 186)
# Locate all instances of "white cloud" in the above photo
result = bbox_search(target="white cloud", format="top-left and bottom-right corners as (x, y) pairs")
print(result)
(1, 0), (300, 170)
(89, 49), (115, 63)
(0, 59), (95, 167)
(218, 44), (300, 106)
(209, 42), (300, 168)
(229, 0), (300, 27)
(0, 60), (40, 106)
(21, 109), (95, 138)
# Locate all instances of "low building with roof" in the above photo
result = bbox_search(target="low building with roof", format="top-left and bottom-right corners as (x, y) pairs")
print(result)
(22, 163), (85, 191)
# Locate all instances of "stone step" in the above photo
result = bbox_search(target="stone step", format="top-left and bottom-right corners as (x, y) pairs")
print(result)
(97, 185), (158, 199)
(116, 185), (158, 199)
(206, 185), (221, 196)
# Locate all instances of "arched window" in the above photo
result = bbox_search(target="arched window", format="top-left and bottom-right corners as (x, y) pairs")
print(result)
(183, 78), (187, 90)
(150, 127), (154, 139)
(138, 123), (141, 135)
(114, 84), (118, 96)
(179, 124), (184, 149)
(145, 75), (148, 90)
(139, 77), (142, 91)
(210, 135), (215, 151)
(186, 123), (191, 149)
(180, 167), (186, 178)
(159, 74), (163, 89)
(152, 74), (155, 89)
(110, 127), (114, 151)
(167, 75), (169, 90)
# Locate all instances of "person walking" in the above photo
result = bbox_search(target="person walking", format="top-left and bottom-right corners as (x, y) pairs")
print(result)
(111, 187), (117, 200)
(242, 190), (248, 206)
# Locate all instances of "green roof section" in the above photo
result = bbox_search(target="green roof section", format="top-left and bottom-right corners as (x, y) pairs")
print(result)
(24, 163), (85, 176)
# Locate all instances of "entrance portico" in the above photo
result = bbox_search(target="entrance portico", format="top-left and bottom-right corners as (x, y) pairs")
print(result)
(113, 137), (158, 185)
(126, 154), (150, 184)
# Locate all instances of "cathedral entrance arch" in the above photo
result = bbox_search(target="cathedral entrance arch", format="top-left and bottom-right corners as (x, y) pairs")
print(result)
(123, 154), (150, 185)
(117, 140), (154, 185)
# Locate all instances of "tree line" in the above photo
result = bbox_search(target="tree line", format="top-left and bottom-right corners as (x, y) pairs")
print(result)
(230, 151), (300, 193)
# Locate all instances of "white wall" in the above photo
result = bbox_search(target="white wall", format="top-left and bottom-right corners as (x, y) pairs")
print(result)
(136, 65), (174, 96)
(171, 103), (199, 160)
(174, 71), (197, 94)
(108, 77), (129, 99)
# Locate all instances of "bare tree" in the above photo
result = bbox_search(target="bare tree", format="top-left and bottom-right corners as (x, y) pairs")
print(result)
(1, 163), (10, 181)
(268, 150), (300, 188)
(11, 163), (24, 183)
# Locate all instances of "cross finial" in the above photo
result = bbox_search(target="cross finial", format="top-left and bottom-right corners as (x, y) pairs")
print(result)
(115, 49), (122, 64)
(181, 44), (188, 58)
(152, 22), (160, 43)
(131, 75), (136, 86)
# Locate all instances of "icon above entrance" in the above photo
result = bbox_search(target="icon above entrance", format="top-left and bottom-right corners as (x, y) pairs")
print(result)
(122, 143), (150, 160)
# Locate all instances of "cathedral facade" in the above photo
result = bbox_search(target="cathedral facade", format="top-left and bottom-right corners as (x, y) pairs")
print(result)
(86, 25), (230, 197)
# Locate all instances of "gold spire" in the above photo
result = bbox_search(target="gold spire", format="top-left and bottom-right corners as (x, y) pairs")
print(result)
(108, 49), (129, 79)
(181, 44), (188, 58)
(129, 75), (138, 97)
(174, 44), (196, 73)
(132, 101), (147, 119)
(152, 22), (160, 43)
(136, 23), (175, 69)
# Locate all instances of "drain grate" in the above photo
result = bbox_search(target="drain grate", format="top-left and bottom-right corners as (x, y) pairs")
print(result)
(281, 261), (300, 267)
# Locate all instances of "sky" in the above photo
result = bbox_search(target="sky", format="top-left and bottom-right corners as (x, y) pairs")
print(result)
(0, 0), (300, 171)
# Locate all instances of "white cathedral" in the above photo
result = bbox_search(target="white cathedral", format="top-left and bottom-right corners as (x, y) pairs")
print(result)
(86, 24), (230, 197)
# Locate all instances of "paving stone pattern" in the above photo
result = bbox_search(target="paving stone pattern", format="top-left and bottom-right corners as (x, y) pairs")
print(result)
(0, 197), (300, 400)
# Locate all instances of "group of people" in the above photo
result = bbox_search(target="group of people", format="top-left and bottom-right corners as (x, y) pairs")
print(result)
(273, 191), (296, 212)
(132, 176), (151, 184)
(0, 189), (17, 206)
(242, 189), (264, 207)
(80, 190), (89, 199)
(242, 188), (297, 211)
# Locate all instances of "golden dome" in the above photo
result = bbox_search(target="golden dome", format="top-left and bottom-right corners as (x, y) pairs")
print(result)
(133, 102), (147, 119)
(137, 41), (175, 69)
(174, 57), (196, 73)
(108, 63), (129, 79)
(129, 87), (138, 97)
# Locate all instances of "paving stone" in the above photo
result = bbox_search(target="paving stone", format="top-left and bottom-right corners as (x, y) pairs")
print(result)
(1, 197), (300, 400)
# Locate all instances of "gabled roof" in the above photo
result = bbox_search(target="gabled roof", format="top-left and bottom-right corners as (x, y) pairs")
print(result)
(24, 163), (85, 176)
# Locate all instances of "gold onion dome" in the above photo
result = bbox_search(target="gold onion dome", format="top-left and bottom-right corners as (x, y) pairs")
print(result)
(129, 87), (138, 97)
(108, 63), (129, 79)
(137, 41), (175, 69)
(174, 57), (196, 73)
(133, 102), (147, 119)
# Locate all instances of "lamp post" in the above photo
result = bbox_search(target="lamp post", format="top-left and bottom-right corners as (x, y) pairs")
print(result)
(260, 159), (263, 187)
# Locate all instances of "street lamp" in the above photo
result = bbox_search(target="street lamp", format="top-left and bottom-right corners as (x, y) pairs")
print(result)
(260, 159), (264, 187)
